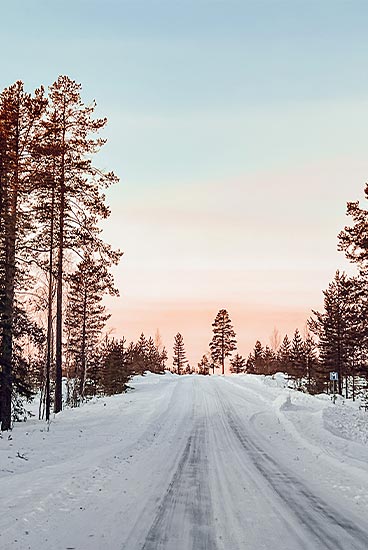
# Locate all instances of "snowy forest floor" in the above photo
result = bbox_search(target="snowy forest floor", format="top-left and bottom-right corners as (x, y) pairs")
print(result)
(1, 372), (368, 550)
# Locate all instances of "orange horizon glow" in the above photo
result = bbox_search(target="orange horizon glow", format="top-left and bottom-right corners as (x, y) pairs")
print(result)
(102, 156), (366, 368)
(3, 0), (368, 373)
(106, 297), (321, 368)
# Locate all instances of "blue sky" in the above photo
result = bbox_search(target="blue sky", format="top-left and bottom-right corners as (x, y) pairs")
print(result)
(2, 1), (368, 360)
(3, 1), (368, 185)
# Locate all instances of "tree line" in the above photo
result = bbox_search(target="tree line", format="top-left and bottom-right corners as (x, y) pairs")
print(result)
(0, 77), (124, 430)
(65, 332), (167, 407)
(170, 179), (368, 404)
(2, 77), (368, 431)
(169, 309), (245, 376)
(245, 184), (368, 401)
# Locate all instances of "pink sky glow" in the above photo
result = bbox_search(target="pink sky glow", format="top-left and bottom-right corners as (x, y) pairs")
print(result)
(104, 157), (367, 367)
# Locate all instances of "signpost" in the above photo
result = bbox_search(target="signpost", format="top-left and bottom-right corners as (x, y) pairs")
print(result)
(330, 372), (338, 403)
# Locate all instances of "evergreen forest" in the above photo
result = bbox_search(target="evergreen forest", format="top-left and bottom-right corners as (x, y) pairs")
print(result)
(1, 76), (368, 432)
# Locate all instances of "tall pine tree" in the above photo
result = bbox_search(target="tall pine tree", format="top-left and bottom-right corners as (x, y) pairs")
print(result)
(65, 254), (118, 402)
(0, 82), (45, 430)
(209, 309), (236, 375)
(44, 76), (120, 413)
(173, 333), (187, 375)
(309, 271), (352, 395)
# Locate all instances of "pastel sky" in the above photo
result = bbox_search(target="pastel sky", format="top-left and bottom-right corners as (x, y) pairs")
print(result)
(2, 1), (368, 365)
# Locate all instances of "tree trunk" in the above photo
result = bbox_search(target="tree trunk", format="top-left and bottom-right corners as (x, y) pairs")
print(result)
(0, 92), (20, 430)
(45, 175), (55, 421)
(0, 180), (17, 431)
(221, 330), (225, 375)
(79, 284), (88, 400)
(54, 100), (66, 414)
(0, 225), (16, 430)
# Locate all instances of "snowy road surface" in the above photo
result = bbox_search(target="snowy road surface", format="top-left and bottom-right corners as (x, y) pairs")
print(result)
(1, 374), (368, 549)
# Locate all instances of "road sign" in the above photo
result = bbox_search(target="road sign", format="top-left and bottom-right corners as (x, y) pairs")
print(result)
(330, 372), (338, 381)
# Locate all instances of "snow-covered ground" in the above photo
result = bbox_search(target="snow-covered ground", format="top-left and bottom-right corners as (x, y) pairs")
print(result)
(1, 372), (368, 549)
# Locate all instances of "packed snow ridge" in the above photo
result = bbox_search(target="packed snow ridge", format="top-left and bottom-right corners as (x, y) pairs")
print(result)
(1, 372), (368, 550)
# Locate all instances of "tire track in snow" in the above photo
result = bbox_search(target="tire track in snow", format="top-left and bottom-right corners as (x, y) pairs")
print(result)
(215, 384), (368, 550)
(141, 417), (219, 550)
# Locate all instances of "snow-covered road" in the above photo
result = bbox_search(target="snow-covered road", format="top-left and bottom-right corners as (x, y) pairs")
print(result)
(1, 373), (368, 549)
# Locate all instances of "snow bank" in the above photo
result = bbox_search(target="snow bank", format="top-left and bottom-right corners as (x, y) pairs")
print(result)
(323, 404), (368, 445)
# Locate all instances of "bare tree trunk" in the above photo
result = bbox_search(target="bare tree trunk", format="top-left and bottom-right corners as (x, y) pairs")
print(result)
(221, 331), (225, 375)
(0, 91), (19, 430)
(45, 175), (55, 421)
(54, 203), (64, 413)
(54, 100), (66, 414)
(79, 285), (88, 400)
(0, 223), (16, 430)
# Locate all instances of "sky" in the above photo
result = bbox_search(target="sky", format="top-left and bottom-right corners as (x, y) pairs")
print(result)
(2, 0), (368, 365)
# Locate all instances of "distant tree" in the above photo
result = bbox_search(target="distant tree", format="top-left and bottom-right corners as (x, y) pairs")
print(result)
(246, 352), (255, 373)
(209, 309), (236, 375)
(99, 338), (130, 396)
(278, 335), (292, 373)
(185, 364), (193, 374)
(309, 271), (352, 395)
(253, 340), (264, 374)
(209, 359), (216, 375)
(264, 346), (278, 374)
(160, 347), (168, 372)
(123, 333), (166, 375)
(230, 353), (246, 374)
(303, 333), (319, 394)
(173, 332), (187, 374)
(197, 354), (210, 375)
(289, 329), (305, 387)
(131, 333), (149, 374)
(147, 336), (165, 373)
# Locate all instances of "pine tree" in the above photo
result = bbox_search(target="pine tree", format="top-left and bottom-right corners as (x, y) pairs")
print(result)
(0, 81), (45, 430)
(65, 254), (118, 403)
(160, 347), (168, 372)
(230, 353), (246, 374)
(132, 333), (149, 375)
(246, 352), (255, 373)
(344, 277), (368, 399)
(303, 333), (319, 394)
(173, 333), (187, 374)
(147, 336), (165, 373)
(0, 78), (120, 425)
(197, 354), (210, 375)
(278, 335), (292, 373)
(45, 76), (120, 414)
(289, 329), (305, 387)
(338, 185), (368, 275)
(253, 340), (264, 374)
(309, 271), (352, 395)
(30, 101), (61, 421)
(337, 186), (368, 397)
(209, 309), (236, 375)
(99, 338), (130, 396)
(263, 346), (277, 375)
